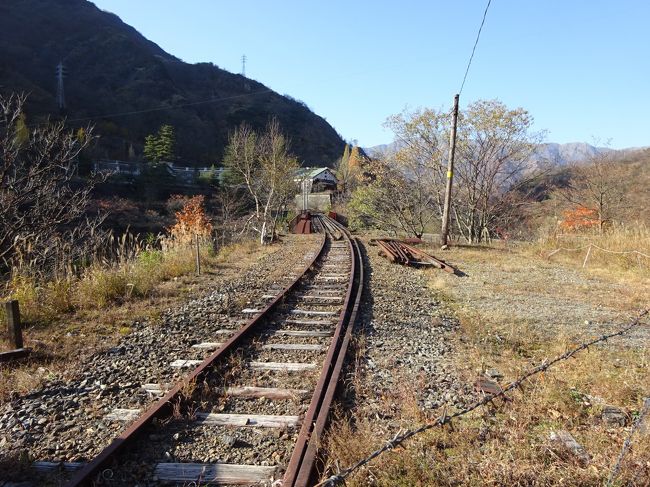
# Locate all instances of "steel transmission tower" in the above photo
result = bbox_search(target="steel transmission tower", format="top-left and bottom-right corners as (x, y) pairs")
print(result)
(56, 61), (66, 114)
(241, 55), (246, 77)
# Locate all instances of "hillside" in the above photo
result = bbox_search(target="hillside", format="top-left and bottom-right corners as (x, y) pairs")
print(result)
(0, 0), (345, 166)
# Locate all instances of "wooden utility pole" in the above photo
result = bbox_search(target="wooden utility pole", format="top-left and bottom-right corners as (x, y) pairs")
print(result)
(440, 93), (460, 248)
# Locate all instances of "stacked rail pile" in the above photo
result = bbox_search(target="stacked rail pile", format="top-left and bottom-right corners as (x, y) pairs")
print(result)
(372, 238), (460, 275)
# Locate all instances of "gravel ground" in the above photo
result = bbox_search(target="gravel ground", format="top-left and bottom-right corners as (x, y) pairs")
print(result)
(342, 239), (474, 424)
(0, 235), (320, 484)
(421, 243), (649, 345)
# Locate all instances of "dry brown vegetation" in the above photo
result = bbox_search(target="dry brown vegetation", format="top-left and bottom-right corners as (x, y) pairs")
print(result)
(0, 231), (269, 401)
(324, 238), (649, 486)
(0, 241), (268, 400)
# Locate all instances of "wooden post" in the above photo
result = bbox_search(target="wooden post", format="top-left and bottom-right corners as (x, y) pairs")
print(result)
(582, 244), (592, 268)
(5, 300), (23, 349)
(195, 234), (201, 276)
(440, 93), (460, 248)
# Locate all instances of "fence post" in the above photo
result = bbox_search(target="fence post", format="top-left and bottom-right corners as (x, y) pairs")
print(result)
(582, 244), (592, 268)
(195, 233), (201, 276)
(5, 300), (23, 350)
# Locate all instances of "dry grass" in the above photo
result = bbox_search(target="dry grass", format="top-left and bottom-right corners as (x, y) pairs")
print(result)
(323, 239), (649, 486)
(0, 238), (273, 401)
(533, 223), (650, 278)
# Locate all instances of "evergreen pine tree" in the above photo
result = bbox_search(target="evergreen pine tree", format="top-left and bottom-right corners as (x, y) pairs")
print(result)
(157, 124), (175, 161)
(143, 125), (176, 163)
(143, 134), (158, 162)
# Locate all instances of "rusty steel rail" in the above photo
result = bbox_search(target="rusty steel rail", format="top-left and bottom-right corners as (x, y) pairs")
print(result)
(0, 348), (31, 363)
(66, 233), (327, 487)
(283, 214), (363, 487)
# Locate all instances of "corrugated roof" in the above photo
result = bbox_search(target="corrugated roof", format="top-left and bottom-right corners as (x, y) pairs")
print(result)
(294, 167), (332, 179)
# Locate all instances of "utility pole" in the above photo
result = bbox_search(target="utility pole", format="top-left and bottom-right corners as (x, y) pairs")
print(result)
(241, 55), (247, 77)
(440, 93), (459, 248)
(56, 61), (66, 115)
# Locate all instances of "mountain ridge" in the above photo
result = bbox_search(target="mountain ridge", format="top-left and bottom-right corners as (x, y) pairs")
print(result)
(0, 0), (346, 166)
(364, 141), (646, 167)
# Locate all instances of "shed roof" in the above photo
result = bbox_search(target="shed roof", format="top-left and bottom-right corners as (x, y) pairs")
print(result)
(294, 167), (334, 180)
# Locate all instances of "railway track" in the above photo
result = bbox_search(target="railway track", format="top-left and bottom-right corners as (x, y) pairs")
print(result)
(60, 214), (362, 486)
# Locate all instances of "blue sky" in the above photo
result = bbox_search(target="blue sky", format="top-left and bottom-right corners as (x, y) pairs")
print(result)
(93, 0), (650, 149)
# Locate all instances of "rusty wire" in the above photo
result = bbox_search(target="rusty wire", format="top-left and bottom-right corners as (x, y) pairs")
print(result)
(316, 309), (649, 487)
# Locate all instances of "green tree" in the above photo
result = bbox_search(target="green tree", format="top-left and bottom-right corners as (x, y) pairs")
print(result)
(348, 151), (437, 238)
(143, 134), (158, 162)
(143, 124), (175, 163)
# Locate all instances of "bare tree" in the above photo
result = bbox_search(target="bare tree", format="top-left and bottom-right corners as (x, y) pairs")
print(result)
(0, 93), (104, 275)
(348, 150), (438, 238)
(452, 100), (542, 242)
(383, 100), (543, 243)
(560, 150), (627, 233)
(213, 186), (249, 245)
(222, 119), (299, 245)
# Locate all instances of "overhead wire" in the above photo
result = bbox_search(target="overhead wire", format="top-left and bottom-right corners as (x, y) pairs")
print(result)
(459, 0), (492, 95)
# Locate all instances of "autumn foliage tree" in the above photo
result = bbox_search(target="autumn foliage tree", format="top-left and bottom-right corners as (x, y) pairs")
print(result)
(335, 144), (366, 200)
(559, 151), (627, 234)
(168, 195), (213, 244)
(560, 206), (600, 231)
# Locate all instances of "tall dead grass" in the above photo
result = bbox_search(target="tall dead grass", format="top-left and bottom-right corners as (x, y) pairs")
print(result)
(535, 223), (650, 275)
(0, 234), (221, 330)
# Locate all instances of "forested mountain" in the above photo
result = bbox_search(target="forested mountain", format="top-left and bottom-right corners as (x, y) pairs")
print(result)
(0, 0), (346, 166)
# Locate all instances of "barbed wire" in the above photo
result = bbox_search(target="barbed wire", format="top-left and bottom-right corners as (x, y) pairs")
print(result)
(547, 243), (650, 259)
(316, 309), (648, 487)
(606, 396), (650, 486)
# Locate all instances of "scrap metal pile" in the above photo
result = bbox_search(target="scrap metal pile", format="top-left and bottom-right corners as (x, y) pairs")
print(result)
(293, 212), (312, 234)
(371, 238), (462, 275)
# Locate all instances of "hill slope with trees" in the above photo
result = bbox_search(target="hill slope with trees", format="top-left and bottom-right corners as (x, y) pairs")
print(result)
(0, 0), (346, 165)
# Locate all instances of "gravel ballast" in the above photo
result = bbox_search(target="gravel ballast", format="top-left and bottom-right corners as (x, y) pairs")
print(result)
(0, 235), (321, 484)
(345, 239), (473, 421)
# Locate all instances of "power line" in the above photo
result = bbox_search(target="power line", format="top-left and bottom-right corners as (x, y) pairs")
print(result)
(459, 0), (492, 95)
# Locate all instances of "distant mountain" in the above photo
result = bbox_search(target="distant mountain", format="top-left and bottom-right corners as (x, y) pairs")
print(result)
(364, 141), (644, 167)
(530, 142), (614, 166)
(0, 0), (345, 166)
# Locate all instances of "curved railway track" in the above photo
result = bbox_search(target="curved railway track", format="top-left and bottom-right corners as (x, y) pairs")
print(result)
(63, 214), (362, 486)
